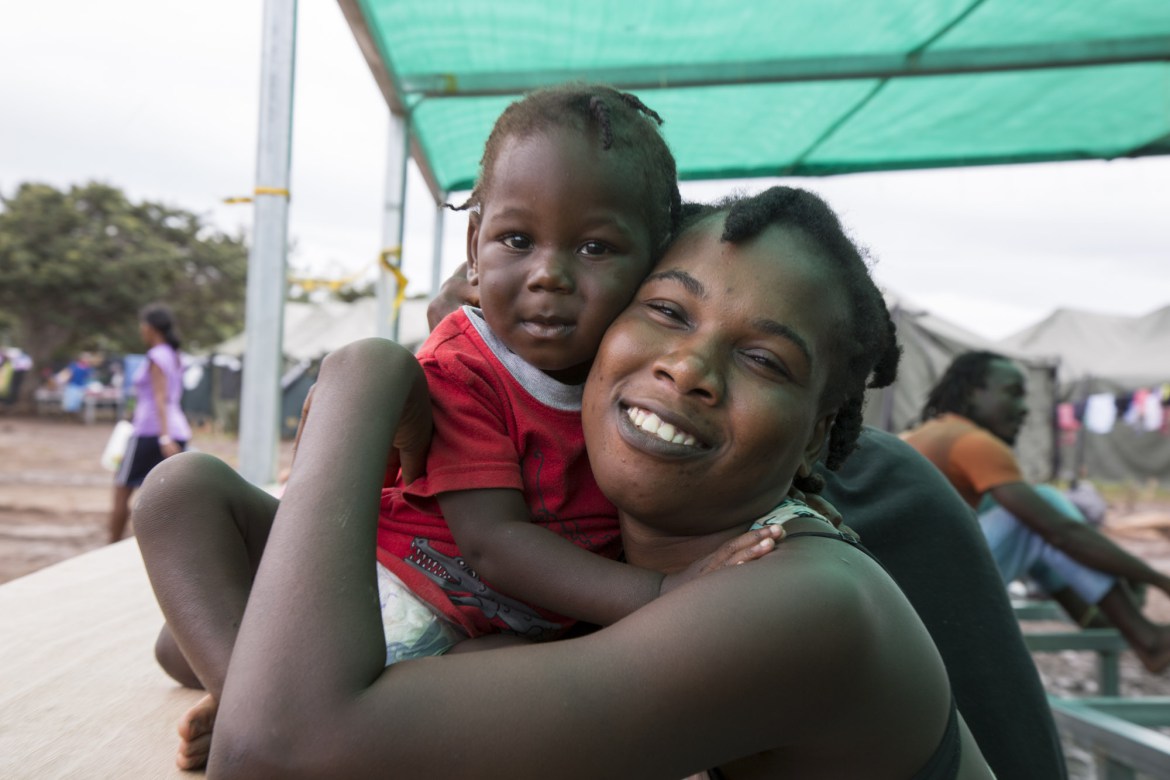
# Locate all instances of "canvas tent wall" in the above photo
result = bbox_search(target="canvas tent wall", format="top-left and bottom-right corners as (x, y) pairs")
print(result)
(999, 305), (1170, 484)
(864, 295), (1060, 482)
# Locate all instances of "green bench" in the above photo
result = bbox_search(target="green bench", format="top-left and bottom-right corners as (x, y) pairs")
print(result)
(1015, 598), (1126, 696)
(1048, 695), (1170, 779)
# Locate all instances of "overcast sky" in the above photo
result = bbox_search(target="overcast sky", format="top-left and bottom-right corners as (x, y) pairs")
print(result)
(3, 0), (1167, 341)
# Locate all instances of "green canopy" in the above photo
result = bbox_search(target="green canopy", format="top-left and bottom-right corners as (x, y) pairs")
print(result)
(338, 0), (1170, 197)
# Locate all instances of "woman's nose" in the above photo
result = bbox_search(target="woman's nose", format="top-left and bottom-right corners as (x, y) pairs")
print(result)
(527, 249), (575, 293)
(653, 340), (724, 403)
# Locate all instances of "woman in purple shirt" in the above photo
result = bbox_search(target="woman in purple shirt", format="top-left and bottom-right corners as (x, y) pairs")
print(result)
(109, 303), (191, 543)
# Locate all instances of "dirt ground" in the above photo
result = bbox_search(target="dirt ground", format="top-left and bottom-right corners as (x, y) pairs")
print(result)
(3, 414), (1170, 776)
(0, 414), (294, 582)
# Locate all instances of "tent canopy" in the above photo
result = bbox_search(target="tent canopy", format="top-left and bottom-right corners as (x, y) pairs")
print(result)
(339, 0), (1170, 198)
(1000, 304), (1170, 392)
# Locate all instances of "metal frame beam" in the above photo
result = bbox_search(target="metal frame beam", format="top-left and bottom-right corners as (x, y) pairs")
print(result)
(1050, 696), (1170, 778)
(399, 36), (1170, 98)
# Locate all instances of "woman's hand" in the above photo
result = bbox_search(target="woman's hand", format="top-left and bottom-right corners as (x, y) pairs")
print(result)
(159, 438), (182, 458)
(427, 262), (479, 330)
(660, 524), (786, 595)
(391, 359), (433, 484)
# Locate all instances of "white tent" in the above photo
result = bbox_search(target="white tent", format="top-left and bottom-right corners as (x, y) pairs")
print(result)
(999, 305), (1170, 485)
(1000, 305), (1170, 393)
(211, 297), (432, 362)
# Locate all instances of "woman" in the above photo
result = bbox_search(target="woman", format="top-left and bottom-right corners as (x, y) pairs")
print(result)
(109, 303), (191, 543)
(197, 188), (993, 778)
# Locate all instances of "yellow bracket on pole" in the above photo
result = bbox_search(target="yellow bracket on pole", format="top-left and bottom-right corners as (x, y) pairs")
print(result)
(379, 247), (409, 314)
(223, 186), (291, 205)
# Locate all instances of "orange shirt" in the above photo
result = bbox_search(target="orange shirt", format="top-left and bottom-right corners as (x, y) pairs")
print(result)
(900, 413), (1024, 509)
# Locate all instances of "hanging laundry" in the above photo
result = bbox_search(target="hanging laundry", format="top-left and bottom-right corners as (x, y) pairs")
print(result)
(1124, 388), (1150, 430)
(1056, 402), (1081, 446)
(1057, 403), (1081, 431)
(1140, 390), (1163, 432)
(1083, 393), (1118, 434)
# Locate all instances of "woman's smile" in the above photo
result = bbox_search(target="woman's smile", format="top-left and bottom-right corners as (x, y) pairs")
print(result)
(620, 402), (707, 452)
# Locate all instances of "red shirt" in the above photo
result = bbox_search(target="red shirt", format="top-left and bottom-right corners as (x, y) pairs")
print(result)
(901, 413), (1024, 509)
(378, 308), (620, 639)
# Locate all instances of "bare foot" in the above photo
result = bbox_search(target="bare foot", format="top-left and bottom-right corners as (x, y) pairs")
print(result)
(176, 693), (218, 770)
(1132, 627), (1170, 674)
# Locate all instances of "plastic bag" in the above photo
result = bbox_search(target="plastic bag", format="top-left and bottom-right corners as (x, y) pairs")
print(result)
(100, 420), (134, 472)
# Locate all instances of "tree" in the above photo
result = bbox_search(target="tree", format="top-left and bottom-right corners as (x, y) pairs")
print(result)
(0, 181), (250, 403)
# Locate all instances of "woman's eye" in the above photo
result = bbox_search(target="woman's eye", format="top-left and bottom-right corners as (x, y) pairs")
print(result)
(743, 351), (788, 377)
(501, 234), (531, 250)
(579, 240), (610, 257)
(646, 301), (686, 323)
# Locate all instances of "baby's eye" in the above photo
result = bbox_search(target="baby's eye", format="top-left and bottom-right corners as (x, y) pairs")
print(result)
(579, 240), (611, 257)
(501, 234), (532, 250)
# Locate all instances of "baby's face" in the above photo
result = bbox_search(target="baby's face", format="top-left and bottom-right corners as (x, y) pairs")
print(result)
(466, 127), (655, 385)
(582, 217), (844, 534)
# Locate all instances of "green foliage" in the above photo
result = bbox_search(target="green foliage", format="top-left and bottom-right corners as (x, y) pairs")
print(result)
(0, 181), (249, 374)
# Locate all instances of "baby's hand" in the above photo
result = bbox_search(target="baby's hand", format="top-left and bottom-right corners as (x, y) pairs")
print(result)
(788, 486), (845, 530)
(788, 487), (860, 541)
(660, 525), (785, 595)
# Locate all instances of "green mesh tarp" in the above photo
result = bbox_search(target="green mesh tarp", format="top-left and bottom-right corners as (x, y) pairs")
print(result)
(339, 0), (1170, 196)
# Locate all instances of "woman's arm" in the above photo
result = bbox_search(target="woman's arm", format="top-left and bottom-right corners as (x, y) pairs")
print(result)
(210, 338), (813, 779)
(211, 337), (972, 779)
(148, 358), (180, 456)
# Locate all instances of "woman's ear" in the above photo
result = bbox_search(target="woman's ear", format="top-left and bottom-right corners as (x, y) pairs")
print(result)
(800, 412), (836, 475)
(465, 214), (482, 287)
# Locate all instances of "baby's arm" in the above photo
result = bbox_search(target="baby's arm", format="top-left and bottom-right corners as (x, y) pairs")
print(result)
(440, 490), (782, 626)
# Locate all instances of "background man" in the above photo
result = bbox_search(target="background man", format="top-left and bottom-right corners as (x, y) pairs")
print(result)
(903, 350), (1170, 673)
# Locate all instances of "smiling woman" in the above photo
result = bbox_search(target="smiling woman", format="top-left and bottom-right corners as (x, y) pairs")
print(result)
(583, 216), (845, 534)
(174, 186), (996, 779)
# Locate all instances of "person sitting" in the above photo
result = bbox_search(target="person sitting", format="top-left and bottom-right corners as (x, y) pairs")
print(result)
(177, 187), (996, 778)
(903, 350), (1170, 673)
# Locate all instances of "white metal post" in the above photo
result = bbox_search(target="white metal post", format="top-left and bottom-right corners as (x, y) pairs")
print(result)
(377, 113), (410, 341)
(431, 197), (446, 301)
(238, 0), (297, 485)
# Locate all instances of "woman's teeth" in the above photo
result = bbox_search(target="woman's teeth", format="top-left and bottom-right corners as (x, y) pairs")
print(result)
(626, 406), (698, 447)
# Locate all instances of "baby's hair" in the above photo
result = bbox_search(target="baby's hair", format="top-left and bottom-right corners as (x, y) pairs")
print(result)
(453, 83), (681, 255)
(921, 350), (1009, 422)
(680, 187), (901, 491)
(140, 302), (181, 350)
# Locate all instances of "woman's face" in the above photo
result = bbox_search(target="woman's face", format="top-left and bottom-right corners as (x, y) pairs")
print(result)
(582, 216), (845, 536)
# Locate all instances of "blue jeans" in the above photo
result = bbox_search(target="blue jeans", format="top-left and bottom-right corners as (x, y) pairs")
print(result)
(978, 484), (1114, 604)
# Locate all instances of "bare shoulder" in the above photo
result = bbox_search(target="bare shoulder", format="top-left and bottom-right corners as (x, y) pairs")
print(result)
(608, 539), (904, 707)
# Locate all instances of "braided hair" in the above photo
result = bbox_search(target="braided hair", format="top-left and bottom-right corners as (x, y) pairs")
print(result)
(140, 303), (181, 351)
(453, 83), (682, 256)
(679, 187), (901, 492)
(920, 350), (1008, 422)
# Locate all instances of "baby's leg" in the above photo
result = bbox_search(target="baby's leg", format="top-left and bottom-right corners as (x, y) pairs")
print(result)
(134, 452), (278, 768)
(136, 451), (278, 695)
(446, 634), (532, 654)
(175, 693), (217, 770)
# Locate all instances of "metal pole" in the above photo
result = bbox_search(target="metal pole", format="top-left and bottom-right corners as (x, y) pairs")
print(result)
(377, 113), (410, 340)
(238, 0), (297, 485)
(431, 197), (446, 299)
